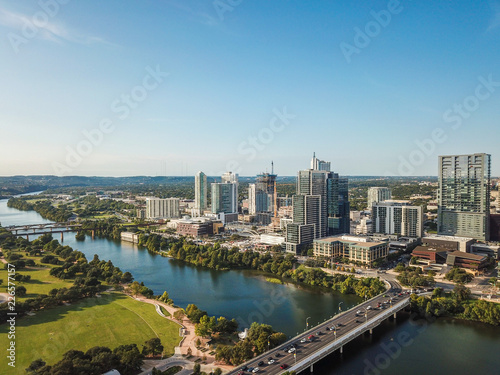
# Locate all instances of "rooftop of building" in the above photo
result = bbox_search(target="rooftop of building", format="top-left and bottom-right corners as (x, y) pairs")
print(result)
(315, 234), (387, 248)
(423, 235), (475, 243)
(447, 251), (488, 261)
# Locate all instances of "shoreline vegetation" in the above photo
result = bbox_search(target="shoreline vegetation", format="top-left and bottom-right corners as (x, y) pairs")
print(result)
(0, 227), (287, 372)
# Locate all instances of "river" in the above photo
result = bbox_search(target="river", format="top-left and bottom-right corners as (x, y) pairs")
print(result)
(1, 195), (499, 374)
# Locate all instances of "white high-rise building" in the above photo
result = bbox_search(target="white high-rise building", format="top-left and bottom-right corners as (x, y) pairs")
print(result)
(367, 187), (392, 209)
(146, 198), (180, 219)
(372, 200), (423, 238)
(194, 171), (207, 216)
(311, 152), (331, 171)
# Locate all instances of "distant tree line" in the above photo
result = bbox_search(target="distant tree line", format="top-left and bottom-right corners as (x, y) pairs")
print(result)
(7, 197), (73, 222)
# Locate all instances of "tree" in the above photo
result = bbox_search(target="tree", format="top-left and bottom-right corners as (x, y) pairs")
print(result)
(129, 281), (142, 296)
(193, 363), (201, 374)
(196, 338), (202, 347)
(453, 284), (471, 302)
(174, 309), (185, 322)
(26, 358), (46, 373)
(17, 285), (27, 297)
(142, 338), (164, 357)
(214, 368), (222, 375)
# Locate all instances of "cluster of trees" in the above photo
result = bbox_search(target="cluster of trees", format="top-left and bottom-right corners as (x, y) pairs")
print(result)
(26, 344), (144, 375)
(286, 266), (386, 298)
(80, 218), (126, 240)
(128, 281), (154, 298)
(215, 322), (287, 365)
(168, 239), (297, 274)
(74, 196), (135, 218)
(7, 197), (73, 222)
(410, 286), (500, 326)
(462, 299), (500, 325)
(396, 266), (435, 288)
(445, 267), (474, 284)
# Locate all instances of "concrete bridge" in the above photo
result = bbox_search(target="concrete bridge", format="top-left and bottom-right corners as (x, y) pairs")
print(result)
(228, 281), (412, 375)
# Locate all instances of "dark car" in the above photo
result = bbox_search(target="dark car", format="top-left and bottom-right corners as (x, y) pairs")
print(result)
(275, 353), (281, 358)
(241, 366), (248, 371)
(257, 361), (264, 367)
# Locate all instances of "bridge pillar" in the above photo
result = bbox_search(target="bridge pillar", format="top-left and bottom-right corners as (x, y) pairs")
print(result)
(310, 363), (313, 373)
(91, 230), (95, 239)
(369, 329), (373, 335)
(340, 346), (343, 354)
(393, 313), (397, 320)
(61, 232), (64, 242)
(26, 234), (29, 241)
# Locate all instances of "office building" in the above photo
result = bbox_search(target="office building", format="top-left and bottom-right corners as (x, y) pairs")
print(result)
(438, 153), (491, 240)
(211, 182), (238, 215)
(146, 198), (180, 219)
(311, 152), (331, 171)
(285, 154), (350, 254)
(194, 171), (208, 216)
(313, 235), (389, 266)
(367, 187), (392, 209)
(372, 200), (423, 238)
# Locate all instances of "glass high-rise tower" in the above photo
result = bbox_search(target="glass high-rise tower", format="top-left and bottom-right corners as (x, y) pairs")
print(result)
(438, 153), (491, 241)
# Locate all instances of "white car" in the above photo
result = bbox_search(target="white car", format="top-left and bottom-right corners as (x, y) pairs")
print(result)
(268, 359), (275, 365)
(288, 347), (296, 353)
(252, 368), (259, 373)
(300, 338), (307, 343)
(356, 310), (362, 315)
(367, 306), (372, 310)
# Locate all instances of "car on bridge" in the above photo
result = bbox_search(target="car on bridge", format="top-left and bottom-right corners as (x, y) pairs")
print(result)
(280, 364), (289, 370)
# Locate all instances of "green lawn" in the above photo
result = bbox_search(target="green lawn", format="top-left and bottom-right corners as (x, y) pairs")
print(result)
(0, 266), (75, 302)
(0, 292), (181, 374)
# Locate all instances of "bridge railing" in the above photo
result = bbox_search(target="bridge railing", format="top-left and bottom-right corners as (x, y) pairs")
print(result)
(286, 297), (411, 374)
(227, 280), (398, 375)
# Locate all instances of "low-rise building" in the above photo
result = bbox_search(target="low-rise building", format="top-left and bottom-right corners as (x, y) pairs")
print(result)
(412, 246), (448, 264)
(446, 251), (489, 271)
(313, 235), (389, 266)
(121, 232), (139, 244)
(421, 235), (475, 253)
(176, 217), (223, 238)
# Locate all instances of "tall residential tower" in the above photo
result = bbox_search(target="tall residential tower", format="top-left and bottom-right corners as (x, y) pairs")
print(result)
(438, 153), (491, 241)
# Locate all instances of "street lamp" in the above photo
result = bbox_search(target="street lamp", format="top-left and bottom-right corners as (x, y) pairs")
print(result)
(338, 302), (343, 313)
(360, 307), (368, 322)
(306, 316), (311, 330)
(268, 334), (273, 351)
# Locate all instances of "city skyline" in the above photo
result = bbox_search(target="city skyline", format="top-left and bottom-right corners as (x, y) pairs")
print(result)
(1, 1), (500, 177)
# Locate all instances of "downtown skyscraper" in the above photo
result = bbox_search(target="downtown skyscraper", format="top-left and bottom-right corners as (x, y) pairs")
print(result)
(194, 171), (207, 216)
(285, 155), (350, 254)
(438, 153), (491, 241)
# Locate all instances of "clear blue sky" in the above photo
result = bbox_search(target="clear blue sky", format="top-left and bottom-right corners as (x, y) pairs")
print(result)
(1, 0), (499, 177)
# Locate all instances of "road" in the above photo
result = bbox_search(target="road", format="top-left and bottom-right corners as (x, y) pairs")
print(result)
(230, 280), (408, 375)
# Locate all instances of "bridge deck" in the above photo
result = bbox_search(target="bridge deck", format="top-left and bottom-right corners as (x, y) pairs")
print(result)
(228, 282), (411, 375)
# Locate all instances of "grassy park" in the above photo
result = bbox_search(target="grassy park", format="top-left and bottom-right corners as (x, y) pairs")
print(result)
(0, 292), (182, 374)
(0, 249), (182, 373)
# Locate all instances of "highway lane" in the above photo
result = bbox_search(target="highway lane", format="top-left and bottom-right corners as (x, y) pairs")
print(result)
(230, 280), (409, 375)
